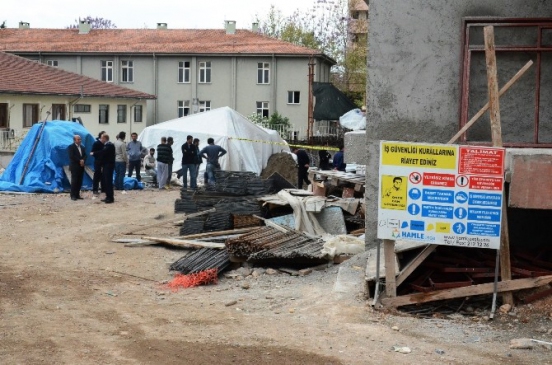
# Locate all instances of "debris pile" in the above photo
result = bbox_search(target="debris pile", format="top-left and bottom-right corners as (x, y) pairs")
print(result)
(170, 248), (231, 274)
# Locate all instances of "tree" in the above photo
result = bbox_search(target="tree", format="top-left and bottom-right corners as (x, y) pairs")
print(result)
(66, 16), (117, 29)
(0, 21), (6, 29)
(248, 111), (291, 137)
(256, 0), (367, 106)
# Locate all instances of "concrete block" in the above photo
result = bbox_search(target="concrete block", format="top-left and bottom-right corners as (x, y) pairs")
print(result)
(344, 131), (367, 165)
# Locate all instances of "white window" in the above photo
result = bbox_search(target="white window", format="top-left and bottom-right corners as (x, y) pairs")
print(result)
(199, 101), (211, 113)
(178, 100), (190, 117)
(121, 60), (134, 83)
(117, 105), (127, 123)
(199, 61), (211, 83)
(46, 60), (58, 67)
(101, 61), (113, 82)
(257, 62), (270, 84)
(288, 91), (301, 104)
(256, 101), (269, 118)
(178, 61), (190, 83)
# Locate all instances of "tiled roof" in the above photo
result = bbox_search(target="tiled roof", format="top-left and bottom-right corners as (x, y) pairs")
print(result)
(0, 52), (156, 99)
(0, 28), (326, 57)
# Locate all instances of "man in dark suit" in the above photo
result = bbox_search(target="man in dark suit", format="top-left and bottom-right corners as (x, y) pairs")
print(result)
(91, 133), (115, 204)
(91, 130), (105, 195)
(67, 134), (86, 201)
(293, 147), (311, 189)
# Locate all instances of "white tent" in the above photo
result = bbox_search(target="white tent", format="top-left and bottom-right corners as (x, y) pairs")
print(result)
(138, 107), (290, 175)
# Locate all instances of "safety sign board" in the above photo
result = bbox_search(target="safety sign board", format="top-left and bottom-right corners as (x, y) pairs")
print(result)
(377, 141), (505, 249)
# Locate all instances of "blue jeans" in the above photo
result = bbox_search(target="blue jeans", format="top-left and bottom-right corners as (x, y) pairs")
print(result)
(181, 164), (197, 189)
(115, 161), (126, 190)
(206, 163), (218, 185)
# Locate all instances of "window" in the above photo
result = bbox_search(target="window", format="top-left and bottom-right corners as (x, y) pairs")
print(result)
(101, 61), (113, 82)
(52, 104), (66, 120)
(46, 60), (58, 67)
(178, 100), (190, 117)
(199, 61), (211, 83)
(117, 105), (127, 123)
(134, 105), (143, 123)
(121, 60), (134, 83)
(73, 104), (91, 113)
(256, 101), (269, 118)
(178, 61), (190, 83)
(0, 103), (8, 128)
(257, 62), (270, 84)
(287, 91), (301, 104)
(23, 103), (39, 128)
(199, 101), (211, 113)
(99, 104), (109, 124)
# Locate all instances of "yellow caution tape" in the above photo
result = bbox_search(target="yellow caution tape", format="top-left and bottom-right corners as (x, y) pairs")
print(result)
(227, 136), (340, 151)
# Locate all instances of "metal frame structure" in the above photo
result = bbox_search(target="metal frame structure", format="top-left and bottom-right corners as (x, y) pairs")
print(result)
(460, 18), (552, 147)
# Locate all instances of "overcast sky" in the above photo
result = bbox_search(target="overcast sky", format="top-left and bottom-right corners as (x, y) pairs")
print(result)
(2, 0), (315, 29)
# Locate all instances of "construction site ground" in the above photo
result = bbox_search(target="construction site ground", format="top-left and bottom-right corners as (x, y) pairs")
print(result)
(1, 190), (551, 365)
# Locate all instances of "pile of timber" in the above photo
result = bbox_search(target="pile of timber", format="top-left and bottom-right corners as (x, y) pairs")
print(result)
(170, 248), (230, 274)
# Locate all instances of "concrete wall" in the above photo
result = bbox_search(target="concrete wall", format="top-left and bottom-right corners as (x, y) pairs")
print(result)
(365, 0), (552, 247)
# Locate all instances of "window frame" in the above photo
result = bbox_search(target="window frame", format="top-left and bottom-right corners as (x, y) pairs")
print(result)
(99, 104), (109, 124)
(121, 60), (134, 83)
(256, 101), (269, 118)
(257, 62), (270, 84)
(134, 105), (143, 123)
(178, 61), (191, 83)
(117, 105), (127, 123)
(199, 61), (212, 83)
(199, 100), (211, 113)
(46, 60), (58, 67)
(23, 103), (39, 128)
(73, 104), (91, 113)
(287, 91), (301, 104)
(101, 60), (114, 82)
(178, 100), (190, 117)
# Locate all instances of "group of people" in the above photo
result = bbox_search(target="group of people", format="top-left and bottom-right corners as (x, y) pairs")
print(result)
(292, 145), (347, 189)
(68, 131), (228, 202)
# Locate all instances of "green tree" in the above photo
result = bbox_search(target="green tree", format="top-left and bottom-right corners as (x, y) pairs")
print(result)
(248, 111), (291, 137)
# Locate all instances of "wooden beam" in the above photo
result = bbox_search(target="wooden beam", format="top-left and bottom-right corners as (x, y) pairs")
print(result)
(382, 275), (552, 308)
(484, 25), (514, 306)
(177, 227), (257, 240)
(447, 60), (533, 144)
(396, 245), (436, 286)
(384, 239), (396, 297)
(142, 236), (225, 249)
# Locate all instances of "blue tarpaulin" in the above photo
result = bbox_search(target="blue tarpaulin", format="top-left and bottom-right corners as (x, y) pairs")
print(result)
(0, 121), (142, 193)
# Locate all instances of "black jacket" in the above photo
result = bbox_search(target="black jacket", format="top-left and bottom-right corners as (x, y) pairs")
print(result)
(67, 143), (86, 167)
(296, 149), (310, 167)
(156, 143), (173, 164)
(181, 142), (198, 165)
(91, 138), (104, 161)
(94, 141), (115, 165)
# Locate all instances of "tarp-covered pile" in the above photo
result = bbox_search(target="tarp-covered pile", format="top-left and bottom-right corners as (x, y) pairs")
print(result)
(0, 121), (95, 193)
(138, 106), (289, 176)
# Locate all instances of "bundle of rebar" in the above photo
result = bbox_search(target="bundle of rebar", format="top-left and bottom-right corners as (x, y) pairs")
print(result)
(225, 226), (285, 257)
(179, 216), (205, 235)
(204, 212), (233, 232)
(170, 248), (231, 274)
(174, 195), (198, 214)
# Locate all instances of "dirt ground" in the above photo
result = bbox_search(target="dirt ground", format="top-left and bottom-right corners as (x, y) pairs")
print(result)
(1, 189), (552, 365)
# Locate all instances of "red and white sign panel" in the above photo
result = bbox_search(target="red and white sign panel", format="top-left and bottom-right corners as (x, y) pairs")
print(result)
(459, 147), (505, 176)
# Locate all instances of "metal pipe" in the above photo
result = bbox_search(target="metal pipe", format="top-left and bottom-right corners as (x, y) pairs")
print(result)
(489, 248), (500, 319)
(372, 239), (381, 307)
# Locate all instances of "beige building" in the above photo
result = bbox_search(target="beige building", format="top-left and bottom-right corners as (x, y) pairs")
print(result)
(0, 51), (155, 149)
(1, 21), (335, 139)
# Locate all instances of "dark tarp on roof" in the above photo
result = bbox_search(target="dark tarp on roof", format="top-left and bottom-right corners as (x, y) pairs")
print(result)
(313, 82), (357, 121)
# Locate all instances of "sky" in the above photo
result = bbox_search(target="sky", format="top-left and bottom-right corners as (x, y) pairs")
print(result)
(2, 0), (316, 29)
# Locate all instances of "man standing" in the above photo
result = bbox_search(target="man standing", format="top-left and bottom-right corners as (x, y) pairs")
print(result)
(67, 134), (86, 200)
(318, 148), (331, 170)
(293, 147), (310, 189)
(181, 135), (198, 190)
(192, 138), (205, 184)
(91, 133), (115, 203)
(156, 137), (172, 190)
(332, 145), (346, 172)
(200, 138), (227, 186)
(114, 131), (128, 190)
(127, 132), (144, 182)
(166, 136), (175, 187)
(91, 130), (105, 195)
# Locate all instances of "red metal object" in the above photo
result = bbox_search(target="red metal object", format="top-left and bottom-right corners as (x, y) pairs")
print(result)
(521, 287), (552, 304)
(460, 18), (552, 147)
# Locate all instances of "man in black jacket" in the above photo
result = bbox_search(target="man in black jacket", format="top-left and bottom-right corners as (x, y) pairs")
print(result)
(156, 137), (173, 190)
(67, 134), (86, 200)
(91, 130), (105, 195)
(91, 133), (115, 203)
(293, 147), (311, 189)
(181, 135), (198, 190)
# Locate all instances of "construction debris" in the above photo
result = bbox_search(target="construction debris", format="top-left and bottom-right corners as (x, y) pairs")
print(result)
(170, 248), (231, 274)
